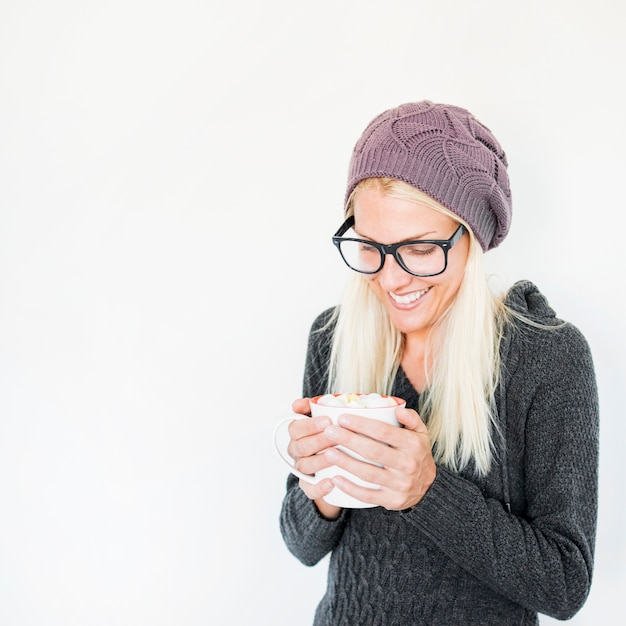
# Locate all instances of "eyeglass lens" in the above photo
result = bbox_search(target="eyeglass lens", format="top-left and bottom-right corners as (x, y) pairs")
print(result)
(338, 240), (446, 276)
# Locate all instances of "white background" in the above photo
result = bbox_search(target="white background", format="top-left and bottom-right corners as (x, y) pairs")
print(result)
(0, 1), (624, 624)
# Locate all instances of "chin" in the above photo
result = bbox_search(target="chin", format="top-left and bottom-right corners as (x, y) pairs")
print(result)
(387, 311), (427, 336)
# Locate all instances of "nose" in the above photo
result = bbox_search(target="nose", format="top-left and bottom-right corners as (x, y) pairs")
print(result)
(376, 253), (412, 291)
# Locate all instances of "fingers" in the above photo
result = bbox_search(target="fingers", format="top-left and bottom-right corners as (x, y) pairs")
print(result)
(321, 410), (436, 510)
(326, 446), (435, 511)
(324, 417), (431, 479)
(298, 480), (342, 520)
(286, 400), (335, 475)
(295, 445), (336, 476)
(288, 413), (331, 440)
(325, 446), (386, 485)
(287, 415), (332, 458)
(338, 407), (425, 439)
(324, 424), (398, 468)
(329, 474), (411, 511)
(286, 398), (434, 511)
(298, 476), (334, 501)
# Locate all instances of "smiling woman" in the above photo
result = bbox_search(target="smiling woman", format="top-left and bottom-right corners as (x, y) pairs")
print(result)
(278, 101), (599, 625)
(330, 178), (501, 474)
(348, 182), (472, 344)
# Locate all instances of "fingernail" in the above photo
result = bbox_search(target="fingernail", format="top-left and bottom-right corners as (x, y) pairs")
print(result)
(325, 425), (340, 440)
(326, 447), (339, 462)
(316, 417), (331, 430)
(338, 414), (350, 426)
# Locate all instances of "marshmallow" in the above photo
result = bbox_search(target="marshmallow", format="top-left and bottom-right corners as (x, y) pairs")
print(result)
(316, 393), (397, 408)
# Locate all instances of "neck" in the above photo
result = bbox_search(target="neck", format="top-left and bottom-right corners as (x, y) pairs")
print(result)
(401, 334), (430, 393)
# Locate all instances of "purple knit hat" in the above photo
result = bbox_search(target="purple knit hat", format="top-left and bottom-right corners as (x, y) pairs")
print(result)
(345, 101), (512, 251)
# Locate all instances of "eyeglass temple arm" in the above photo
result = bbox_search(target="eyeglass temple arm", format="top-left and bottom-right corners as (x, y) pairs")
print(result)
(333, 215), (355, 237)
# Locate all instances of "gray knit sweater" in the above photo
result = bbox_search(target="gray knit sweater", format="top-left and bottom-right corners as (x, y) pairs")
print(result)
(279, 281), (599, 625)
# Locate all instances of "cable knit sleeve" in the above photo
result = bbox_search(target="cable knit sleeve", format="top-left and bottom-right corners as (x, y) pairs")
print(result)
(279, 308), (350, 566)
(280, 474), (349, 566)
(400, 320), (599, 620)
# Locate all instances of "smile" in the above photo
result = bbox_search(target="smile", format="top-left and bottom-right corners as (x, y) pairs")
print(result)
(389, 287), (431, 304)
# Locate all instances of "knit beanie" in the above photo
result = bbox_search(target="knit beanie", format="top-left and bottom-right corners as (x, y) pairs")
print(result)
(345, 101), (512, 251)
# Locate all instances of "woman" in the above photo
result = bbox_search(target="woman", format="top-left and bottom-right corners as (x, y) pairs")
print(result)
(279, 101), (599, 625)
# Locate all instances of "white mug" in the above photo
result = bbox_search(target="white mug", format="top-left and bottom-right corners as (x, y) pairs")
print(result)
(273, 394), (406, 508)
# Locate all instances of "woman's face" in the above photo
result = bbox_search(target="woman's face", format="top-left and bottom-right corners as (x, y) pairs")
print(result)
(352, 185), (470, 344)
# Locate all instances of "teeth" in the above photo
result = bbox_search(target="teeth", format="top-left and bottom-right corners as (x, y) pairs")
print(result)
(389, 287), (430, 304)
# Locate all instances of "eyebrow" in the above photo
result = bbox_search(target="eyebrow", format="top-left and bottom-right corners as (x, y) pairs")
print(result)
(353, 228), (439, 243)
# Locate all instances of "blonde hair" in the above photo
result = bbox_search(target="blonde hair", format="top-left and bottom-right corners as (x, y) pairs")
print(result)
(326, 178), (510, 475)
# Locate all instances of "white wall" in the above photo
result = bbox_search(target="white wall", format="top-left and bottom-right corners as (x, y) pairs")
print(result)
(0, 1), (623, 624)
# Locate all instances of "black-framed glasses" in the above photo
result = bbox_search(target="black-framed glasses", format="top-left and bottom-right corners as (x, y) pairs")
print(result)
(332, 215), (467, 277)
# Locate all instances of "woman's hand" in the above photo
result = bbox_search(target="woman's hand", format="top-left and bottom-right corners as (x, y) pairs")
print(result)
(287, 398), (342, 519)
(321, 406), (436, 511)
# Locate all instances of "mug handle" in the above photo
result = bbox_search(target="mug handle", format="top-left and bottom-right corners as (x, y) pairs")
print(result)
(273, 415), (321, 485)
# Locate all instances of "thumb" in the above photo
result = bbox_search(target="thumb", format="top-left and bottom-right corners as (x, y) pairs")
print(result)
(396, 406), (427, 433)
(292, 397), (312, 416)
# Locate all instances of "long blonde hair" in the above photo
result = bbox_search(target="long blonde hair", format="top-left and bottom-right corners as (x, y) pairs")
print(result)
(326, 178), (510, 475)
